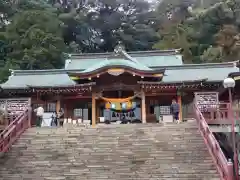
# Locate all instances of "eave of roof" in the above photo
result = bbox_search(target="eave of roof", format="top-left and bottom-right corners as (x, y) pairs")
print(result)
(157, 61), (239, 70)
(138, 79), (208, 85)
(68, 66), (164, 78)
(27, 82), (96, 89)
(11, 61), (238, 75)
(11, 69), (68, 76)
(228, 71), (240, 77)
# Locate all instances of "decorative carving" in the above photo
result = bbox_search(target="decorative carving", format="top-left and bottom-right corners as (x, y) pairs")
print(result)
(96, 83), (139, 92)
(107, 68), (124, 76)
(114, 44), (125, 54)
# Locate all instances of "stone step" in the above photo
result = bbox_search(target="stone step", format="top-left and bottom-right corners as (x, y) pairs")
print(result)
(0, 174), (220, 180)
(0, 121), (219, 179)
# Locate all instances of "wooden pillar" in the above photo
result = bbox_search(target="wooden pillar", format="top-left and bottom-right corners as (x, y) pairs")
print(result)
(141, 91), (146, 123)
(56, 99), (61, 112)
(146, 98), (150, 114)
(63, 102), (67, 119)
(177, 95), (182, 121)
(55, 99), (61, 126)
(92, 93), (96, 127)
(96, 102), (100, 123)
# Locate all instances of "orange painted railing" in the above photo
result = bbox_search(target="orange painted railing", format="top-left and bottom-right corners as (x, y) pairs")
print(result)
(194, 103), (234, 180)
(0, 107), (31, 153)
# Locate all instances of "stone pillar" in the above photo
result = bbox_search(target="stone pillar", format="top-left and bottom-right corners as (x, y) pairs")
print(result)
(92, 93), (96, 127)
(177, 95), (182, 121)
(141, 91), (146, 123)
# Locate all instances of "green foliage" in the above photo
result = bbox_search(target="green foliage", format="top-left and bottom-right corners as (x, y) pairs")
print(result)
(0, 0), (160, 81)
(4, 10), (66, 70)
(54, 0), (159, 52)
(153, 0), (240, 63)
(1, 0), (240, 82)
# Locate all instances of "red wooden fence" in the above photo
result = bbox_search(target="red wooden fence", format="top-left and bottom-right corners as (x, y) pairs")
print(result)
(0, 107), (31, 153)
(205, 103), (240, 124)
(194, 103), (234, 180)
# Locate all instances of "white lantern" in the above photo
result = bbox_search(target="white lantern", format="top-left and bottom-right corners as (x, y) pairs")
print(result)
(223, 78), (235, 88)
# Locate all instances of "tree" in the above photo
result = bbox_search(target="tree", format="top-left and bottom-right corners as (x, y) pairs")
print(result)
(154, 0), (240, 63)
(214, 24), (240, 61)
(51, 0), (159, 52)
(3, 10), (66, 70)
(188, 1), (240, 62)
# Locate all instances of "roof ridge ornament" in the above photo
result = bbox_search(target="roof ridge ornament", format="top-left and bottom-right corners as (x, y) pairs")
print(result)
(9, 69), (14, 77)
(107, 43), (128, 60)
(114, 43), (125, 54)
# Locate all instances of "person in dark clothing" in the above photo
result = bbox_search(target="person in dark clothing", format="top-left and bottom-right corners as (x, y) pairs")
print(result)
(170, 99), (180, 123)
(58, 108), (64, 127)
(51, 111), (57, 126)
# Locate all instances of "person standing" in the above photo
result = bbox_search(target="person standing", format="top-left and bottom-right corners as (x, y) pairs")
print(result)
(34, 106), (44, 127)
(51, 111), (57, 127)
(170, 99), (180, 123)
(58, 108), (64, 127)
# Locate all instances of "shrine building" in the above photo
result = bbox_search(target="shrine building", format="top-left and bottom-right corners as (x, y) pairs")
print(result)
(1, 46), (239, 126)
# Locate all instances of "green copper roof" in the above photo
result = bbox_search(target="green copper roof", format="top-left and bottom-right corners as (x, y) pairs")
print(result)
(65, 50), (182, 70)
(1, 50), (239, 89)
(136, 55), (182, 67)
(1, 72), (75, 89)
(162, 63), (239, 83)
(82, 58), (152, 73)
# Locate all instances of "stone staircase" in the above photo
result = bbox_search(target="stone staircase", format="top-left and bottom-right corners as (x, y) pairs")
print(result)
(0, 122), (220, 180)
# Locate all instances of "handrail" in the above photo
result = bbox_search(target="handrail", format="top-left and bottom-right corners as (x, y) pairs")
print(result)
(194, 103), (234, 180)
(0, 107), (31, 153)
(196, 102), (238, 124)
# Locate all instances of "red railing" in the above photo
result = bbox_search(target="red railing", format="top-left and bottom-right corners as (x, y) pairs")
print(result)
(194, 103), (234, 180)
(198, 102), (240, 124)
(210, 103), (240, 123)
(0, 107), (31, 153)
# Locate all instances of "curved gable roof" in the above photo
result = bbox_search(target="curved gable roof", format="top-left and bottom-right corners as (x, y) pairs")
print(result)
(82, 58), (152, 73)
(65, 49), (182, 70)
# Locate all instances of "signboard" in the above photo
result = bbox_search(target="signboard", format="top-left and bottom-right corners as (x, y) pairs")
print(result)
(41, 113), (52, 127)
(195, 92), (219, 112)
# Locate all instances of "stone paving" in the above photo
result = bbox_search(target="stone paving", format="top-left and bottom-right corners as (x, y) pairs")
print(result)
(0, 122), (220, 180)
